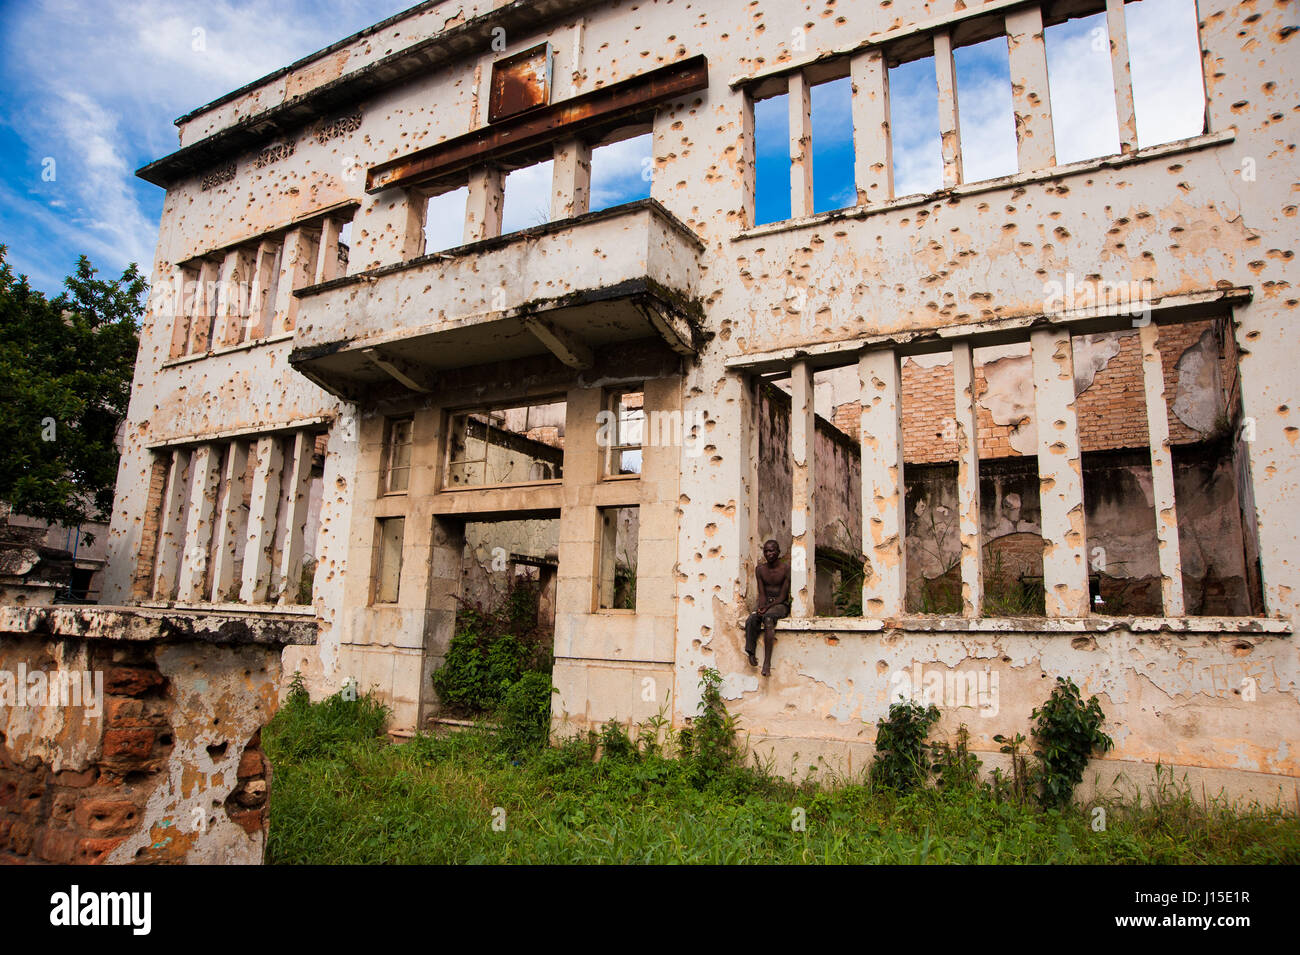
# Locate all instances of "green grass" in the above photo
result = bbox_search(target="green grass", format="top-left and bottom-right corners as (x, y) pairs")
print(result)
(263, 691), (1300, 865)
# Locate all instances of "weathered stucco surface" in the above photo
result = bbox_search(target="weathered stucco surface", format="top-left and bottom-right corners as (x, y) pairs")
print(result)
(95, 0), (1299, 804)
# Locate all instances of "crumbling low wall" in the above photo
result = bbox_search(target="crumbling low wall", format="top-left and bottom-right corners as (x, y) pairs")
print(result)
(0, 606), (314, 864)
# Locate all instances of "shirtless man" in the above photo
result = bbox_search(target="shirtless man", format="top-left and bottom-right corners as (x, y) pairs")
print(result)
(744, 539), (790, 676)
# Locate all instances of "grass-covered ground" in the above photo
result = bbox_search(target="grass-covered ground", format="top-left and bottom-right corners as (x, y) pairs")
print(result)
(262, 687), (1300, 865)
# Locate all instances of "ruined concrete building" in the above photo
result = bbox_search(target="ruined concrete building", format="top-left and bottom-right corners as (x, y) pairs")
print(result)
(96, 0), (1295, 804)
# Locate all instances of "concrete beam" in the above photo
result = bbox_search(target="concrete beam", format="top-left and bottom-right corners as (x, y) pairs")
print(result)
(245, 239), (279, 341)
(952, 342), (983, 615)
(1006, 5), (1056, 172)
(152, 450), (190, 601)
(216, 247), (253, 347)
(187, 259), (218, 355)
(1139, 322), (1186, 615)
(273, 227), (313, 334)
(210, 440), (250, 603)
(1030, 327), (1089, 616)
(790, 360), (816, 616)
(859, 348), (905, 616)
(934, 30), (964, 188)
(1105, 0), (1139, 154)
(363, 347), (435, 392)
(850, 49), (892, 204)
(551, 138), (592, 220)
(240, 436), (285, 605)
(314, 218), (342, 285)
(176, 444), (223, 603)
(788, 71), (814, 219)
(522, 316), (594, 369)
(464, 166), (505, 243)
(276, 431), (316, 605)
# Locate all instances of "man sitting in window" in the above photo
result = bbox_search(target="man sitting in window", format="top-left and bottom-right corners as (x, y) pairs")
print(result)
(744, 539), (790, 677)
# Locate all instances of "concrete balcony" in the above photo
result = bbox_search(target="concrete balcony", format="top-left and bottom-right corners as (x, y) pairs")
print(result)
(289, 199), (705, 399)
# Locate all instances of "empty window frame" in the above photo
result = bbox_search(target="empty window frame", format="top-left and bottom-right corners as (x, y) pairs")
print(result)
(1044, 11), (1122, 163)
(422, 184), (469, 255)
(752, 90), (792, 225)
(809, 76), (856, 214)
(952, 35), (1018, 182)
(445, 398), (566, 489)
(1124, 0), (1207, 147)
(888, 53), (944, 196)
(596, 505), (639, 611)
(382, 415), (414, 494)
(373, 517), (405, 604)
(589, 132), (652, 213)
(603, 388), (644, 477)
(501, 159), (554, 233)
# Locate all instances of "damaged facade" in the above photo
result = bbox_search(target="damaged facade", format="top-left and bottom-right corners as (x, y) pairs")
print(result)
(88, 0), (1298, 802)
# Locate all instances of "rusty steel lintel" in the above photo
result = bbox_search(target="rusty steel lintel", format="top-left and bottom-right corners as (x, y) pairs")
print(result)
(366, 54), (708, 194)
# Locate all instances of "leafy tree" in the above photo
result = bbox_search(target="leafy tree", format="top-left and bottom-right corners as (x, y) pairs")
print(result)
(0, 245), (144, 541)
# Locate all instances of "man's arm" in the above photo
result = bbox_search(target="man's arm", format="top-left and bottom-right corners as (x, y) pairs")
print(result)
(755, 565), (768, 612)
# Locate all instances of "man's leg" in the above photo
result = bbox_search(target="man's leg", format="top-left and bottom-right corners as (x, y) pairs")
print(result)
(761, 616), (776, 676)
(743, 613), (760, 666)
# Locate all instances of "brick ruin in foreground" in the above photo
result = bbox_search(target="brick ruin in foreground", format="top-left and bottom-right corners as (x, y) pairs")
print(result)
(3, 0), (1298, 861)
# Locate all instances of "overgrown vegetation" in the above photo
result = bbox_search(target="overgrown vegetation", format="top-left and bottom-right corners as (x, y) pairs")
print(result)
(868, 700), (941, 793)
(431, 578), (552, 716)
(1032, 676), (1115, 808)
(264, 671), (1299, 865)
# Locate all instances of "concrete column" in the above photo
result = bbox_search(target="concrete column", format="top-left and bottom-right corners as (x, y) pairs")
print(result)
(464, 166), (505, 243)
(1030, 327), (1089, 616)
(934, 30), (964, 188)
(1006, 5), (1056, 172)
(210, 439), (250, 603)
(176, 444), (223, 603)
(788, 72), (814, 218)
(1105, 0), (1139, 154)
(859, 347), (905, 617)
(790, 361), (816, 616)
(551, 138), (592, 220)
(276, 431), (316, 604)
(245, 240), (279, 341)
(1139, 323), (1186, 615)
(216, 247), (253, 347)
(740, 90), (758, 226)
(314, 218), (341, 285)
(952, 342), (983, 615)
(187, 259), (218, 354)
(851, 49), (892, 204)
(152, 449), (191, 600)
(240, 435), (285, 604)
(273, 227), (313, 334)
(166, 266), (191, 359)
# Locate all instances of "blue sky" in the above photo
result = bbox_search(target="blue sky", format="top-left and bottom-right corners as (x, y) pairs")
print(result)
(0, 0), (1204, 293)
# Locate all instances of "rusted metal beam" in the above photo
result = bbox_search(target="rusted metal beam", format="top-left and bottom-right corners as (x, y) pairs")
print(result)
(367, 55), (708, 194)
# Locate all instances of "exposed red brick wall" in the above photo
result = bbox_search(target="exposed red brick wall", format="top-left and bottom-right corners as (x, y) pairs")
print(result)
(130, 455), (171, 600)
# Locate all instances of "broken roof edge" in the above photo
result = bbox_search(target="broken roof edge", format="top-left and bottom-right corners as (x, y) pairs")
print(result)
(137, 0), (604, 188)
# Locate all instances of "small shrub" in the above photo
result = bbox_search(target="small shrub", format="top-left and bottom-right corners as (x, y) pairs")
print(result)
(496, 671), (555, 757)
(598, 720), (638, 762)
(690, 667), (740, 786)
(932, 723), (982, 791)
(991, 731), (1033, 805)
(869, 700), (940, 793)
(1032, 676), (1114, 808)
(265, 672), (390, 763)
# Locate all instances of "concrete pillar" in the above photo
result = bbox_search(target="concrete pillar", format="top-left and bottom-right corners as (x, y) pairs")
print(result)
(166, 266), (191, 359)
(152, 449), (191, 600)
(1006, 5), (1056, 172)
(934, 30), (964, 188)
(790, 361), (816, 616)
(1030, 327), (1089, 616)
(740, 90), (758, 225)
(859, 347), (905, 617)
(245, 239), (279, 341)
(240, 435), (285, 604)
(952, 342), (983, 615)
(464, 166), (505, 243)
(314, 218), (341, 285)
(788, 72), (814, 218)
(187, 259), (218, 355)
(1139, 323), (1186, 615)
(216, 247), (253, 347)
(551, 138), (592, 220)
(276, 431), (316, 604)
(176, 444), (222, 603)
(1105, 0), (1139, 154)
(851, 49), (892, 204)
(274, 227), (313, 333)
(210, 439), (250, 603)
